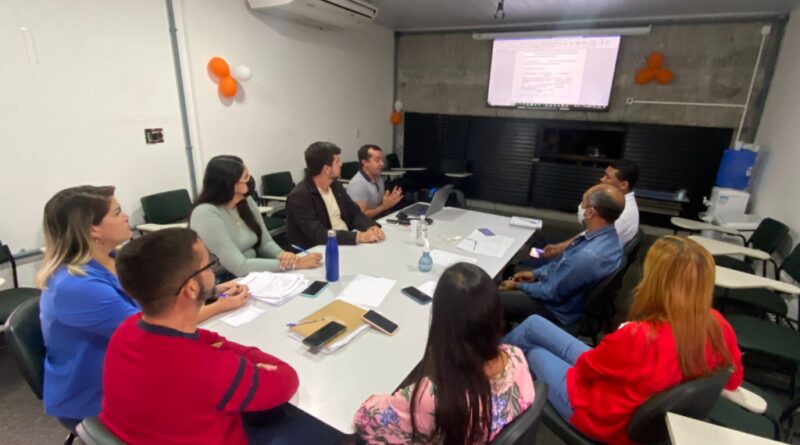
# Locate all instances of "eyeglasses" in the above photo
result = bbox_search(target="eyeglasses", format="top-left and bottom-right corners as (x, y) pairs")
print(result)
(173, 254), (220, 295)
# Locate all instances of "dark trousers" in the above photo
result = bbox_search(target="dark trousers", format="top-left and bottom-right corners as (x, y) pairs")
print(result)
(243, 404), (344, 445)
(501, 290), (560, 330)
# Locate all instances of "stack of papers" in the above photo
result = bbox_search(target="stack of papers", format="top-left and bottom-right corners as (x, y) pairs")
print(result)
(337, 275), (397, 308)
(510, 216), (543, 230)
(456, 230), (515, 258)
(238, 272), (309, 306)
(430, 249), (478, 267)
(220, 304), (267, 327)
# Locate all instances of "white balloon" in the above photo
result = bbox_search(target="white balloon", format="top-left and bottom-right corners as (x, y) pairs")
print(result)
(232, 65), (252, 82)
(394, 100), (403, 112)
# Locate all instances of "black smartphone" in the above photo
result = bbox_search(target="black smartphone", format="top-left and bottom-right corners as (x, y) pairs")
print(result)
(300, 280), (328, 298)
(362, 310), (398, 335)
(302, 321), (346, 348)
(401, 286), (432, 304)
(386, 218), (410, 226)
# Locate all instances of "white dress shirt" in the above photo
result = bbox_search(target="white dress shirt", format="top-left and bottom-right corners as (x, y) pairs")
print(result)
(615, 192), (640, 245)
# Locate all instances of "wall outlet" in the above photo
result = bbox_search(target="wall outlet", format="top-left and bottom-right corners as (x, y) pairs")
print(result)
(145, 128), (164, 144)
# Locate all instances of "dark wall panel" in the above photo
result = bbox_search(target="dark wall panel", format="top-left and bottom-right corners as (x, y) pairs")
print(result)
(624, 125), (732, 216)
(531, 164), (605, 212)
(466, 118), (537, 205)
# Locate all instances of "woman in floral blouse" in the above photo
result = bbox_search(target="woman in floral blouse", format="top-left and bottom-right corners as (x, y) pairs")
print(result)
(354, 263), (536, 444)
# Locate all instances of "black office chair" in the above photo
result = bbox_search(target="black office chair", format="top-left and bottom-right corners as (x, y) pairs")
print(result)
(710, 380), (795, 441)
(261, 171), (295, 220)
(76, 417), (125, 445)
(386, 153), (401, 170)
(0, 240), (40, 331)
(490, 381), (549, 444)
(623, 228), (645, 266)
(563, 259), (628, 345)
(140, 189), (192, 225)
(543, 368), (732, 445)
(247, 176), (286, 236)
(4, 297), (76, 445)
(341, 161), (360, 181)
(627, 368), (732, 444)
(713, 217), (789, 278)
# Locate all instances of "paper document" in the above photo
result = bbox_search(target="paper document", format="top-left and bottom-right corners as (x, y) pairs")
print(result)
(238, 272), (309, 306)
(430, 249), (478, 267)
(220, 304), (267, 327)
(417, 280), (438, 297)
(457, 230), (515, 258)
(337, 275), (397, 308)
(510, 216), (542, 229)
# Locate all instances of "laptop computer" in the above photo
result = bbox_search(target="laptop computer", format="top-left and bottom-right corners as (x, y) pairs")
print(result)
(401, 185), (453, 218)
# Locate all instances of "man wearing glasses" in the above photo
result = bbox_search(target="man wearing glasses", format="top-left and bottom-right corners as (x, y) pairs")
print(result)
(99, 228), (341, 444)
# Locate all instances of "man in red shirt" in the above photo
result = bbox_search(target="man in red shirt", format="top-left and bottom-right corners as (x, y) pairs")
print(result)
(100, 228), (340, 444)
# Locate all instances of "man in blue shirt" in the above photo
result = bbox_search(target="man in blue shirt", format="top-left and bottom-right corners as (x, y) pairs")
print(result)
(500, 184), (624, 326)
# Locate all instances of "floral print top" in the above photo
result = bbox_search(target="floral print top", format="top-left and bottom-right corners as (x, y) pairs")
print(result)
(353, 344), (535, 444)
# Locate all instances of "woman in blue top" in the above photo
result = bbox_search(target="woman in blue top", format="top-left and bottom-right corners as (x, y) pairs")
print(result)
(37, 185), (250, 431)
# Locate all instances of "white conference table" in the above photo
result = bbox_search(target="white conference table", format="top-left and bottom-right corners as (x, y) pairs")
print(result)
(715, 266), (800, 295)
(690, 235), (770, 260)
(202, 206), (536, 433)
(666, 412), (781, 445)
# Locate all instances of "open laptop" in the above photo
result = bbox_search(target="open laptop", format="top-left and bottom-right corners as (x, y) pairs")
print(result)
(401, 184), (453, 218)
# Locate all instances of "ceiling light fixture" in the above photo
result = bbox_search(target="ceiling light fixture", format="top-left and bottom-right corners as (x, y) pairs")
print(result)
(473, 25), (651, 40)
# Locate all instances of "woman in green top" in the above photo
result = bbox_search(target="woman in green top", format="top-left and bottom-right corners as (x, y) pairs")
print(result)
(191, 155), (322, 277)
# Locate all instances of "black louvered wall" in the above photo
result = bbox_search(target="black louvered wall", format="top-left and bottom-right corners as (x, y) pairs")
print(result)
(624, 125), (731, 216)
(403, 113), (732, 216)
(466, 118), (537, 205)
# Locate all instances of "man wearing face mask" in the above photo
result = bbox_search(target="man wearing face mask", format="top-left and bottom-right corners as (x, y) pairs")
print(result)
(101, 228), (341, 444)
(499, 184), (625, 327)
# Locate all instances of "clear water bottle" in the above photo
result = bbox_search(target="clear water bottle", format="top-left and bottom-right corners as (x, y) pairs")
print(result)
(415, 218), (428, 246)
(325, 230), (339, 282)
(418, 239), (433, 272)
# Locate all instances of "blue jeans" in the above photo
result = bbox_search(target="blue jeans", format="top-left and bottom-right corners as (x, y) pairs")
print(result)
(502, 315), (591, 421)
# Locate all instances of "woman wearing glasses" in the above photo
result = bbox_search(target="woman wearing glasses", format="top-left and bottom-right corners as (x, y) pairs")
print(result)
(38, 186), (248, 432)
(190, 155), (321, 278)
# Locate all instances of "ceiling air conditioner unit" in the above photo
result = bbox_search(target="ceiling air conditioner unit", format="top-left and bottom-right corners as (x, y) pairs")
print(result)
(247, 0), (378, 30)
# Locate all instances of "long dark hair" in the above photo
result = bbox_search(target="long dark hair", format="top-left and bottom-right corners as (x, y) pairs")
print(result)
(410, 262), (505, 444)
(193, 155), (262, 246)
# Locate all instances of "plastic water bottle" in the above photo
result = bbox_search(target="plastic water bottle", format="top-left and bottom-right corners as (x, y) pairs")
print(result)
(418, 239), (433, 272)
(415, 218), (428, 246)
(325, 230), (339, 282)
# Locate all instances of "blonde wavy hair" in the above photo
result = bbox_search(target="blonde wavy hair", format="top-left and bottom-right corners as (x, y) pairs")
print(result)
(628, 236), (731, 379)
(36, 186), (116, 289)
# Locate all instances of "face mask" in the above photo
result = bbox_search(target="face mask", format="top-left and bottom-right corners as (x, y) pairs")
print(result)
(577, 204), (587, 226)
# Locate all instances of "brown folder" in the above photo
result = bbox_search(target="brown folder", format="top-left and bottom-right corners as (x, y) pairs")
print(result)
(289, 300), (367, 345)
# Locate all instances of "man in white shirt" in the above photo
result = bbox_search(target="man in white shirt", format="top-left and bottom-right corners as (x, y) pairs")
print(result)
(541, 160), (640, 258)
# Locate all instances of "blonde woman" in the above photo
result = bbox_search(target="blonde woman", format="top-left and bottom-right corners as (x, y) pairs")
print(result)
(503, 236), (743, 444)
(38, 186), (249, 431)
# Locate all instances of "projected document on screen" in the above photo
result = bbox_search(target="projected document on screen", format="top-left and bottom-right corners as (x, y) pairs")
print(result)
(488, 36), (620, 110)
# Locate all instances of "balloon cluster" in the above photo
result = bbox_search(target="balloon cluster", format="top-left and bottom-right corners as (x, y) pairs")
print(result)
(635, 52), (674, 85)
(390, 101), (403, 125)
(208, 57), (252, 98)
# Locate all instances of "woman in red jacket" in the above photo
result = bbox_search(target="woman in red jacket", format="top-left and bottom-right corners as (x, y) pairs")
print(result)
(503, 236), (743, 444)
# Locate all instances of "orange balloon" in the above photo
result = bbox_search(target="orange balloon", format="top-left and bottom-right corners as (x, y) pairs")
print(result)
(635, 68), (655, 85)
(655, 69), (674, 85)
(390, 111), (402, 125)
(219, 76), (238, 97)
(646, 52), (664, 69)
(208, 57), (230, 78)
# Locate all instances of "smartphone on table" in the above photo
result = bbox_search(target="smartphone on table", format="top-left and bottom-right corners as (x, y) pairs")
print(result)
(362, 310), (398, 335)
(302, 321), (346, 349)
(300, 281), (328, 298)
(401, 286), (433, 304)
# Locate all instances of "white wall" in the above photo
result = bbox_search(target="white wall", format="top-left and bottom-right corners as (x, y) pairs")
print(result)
(752, 9), (800, 245)
(177, 0), (395, 184)
(0, 0), (395, 288)
(0, 0), (192, 287)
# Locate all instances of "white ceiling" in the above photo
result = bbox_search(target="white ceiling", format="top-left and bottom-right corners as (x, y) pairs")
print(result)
(372, 0), (800, 31)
